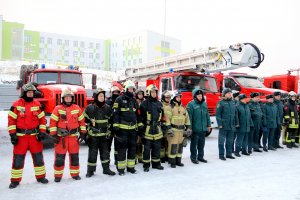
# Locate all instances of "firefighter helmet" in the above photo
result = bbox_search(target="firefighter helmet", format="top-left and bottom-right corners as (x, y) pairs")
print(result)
(145, 84), (158, 96)
(123, 80), (136, 91)
(94, 88), (106, 101)
(161, 90), (171, 102)
(171, 91), (182, 100)
(288, 91), (297, 98)
(61, 89), (74, 102)
(110, 86), (120, 94)
(21, 83), (37, 97)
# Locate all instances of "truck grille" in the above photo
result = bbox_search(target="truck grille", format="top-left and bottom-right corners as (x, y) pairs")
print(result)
(208, 107), (216, 115)
(55, 93), (85, 108)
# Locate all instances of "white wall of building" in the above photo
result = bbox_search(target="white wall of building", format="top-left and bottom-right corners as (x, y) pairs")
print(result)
(39, 32), (105, 69)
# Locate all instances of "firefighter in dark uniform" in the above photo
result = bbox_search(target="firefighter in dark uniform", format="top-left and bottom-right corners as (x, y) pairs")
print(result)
(262, 94), (279, 151)
(84, 88), (116, 177)
(273, 91), (284, 149)
(216, 88), (237, 161)
(160, 91), (172, 163)
(234, 94), (253, 157)
(140, 85), (164, 172)
(135, 89), (145, 163)
(106, 86), (121, 165)
(248, 92), (263, 152)
(8, 83), (48, 189)
(113, 80), (143, 175)
(284, 91), (299, 148)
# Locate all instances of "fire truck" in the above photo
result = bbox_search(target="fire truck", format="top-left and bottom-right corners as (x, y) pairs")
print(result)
(123, 43), (265, 136)
(213, 72), (287, 102)
(17, 64), (97, 114)
(263, 68), (300, 93)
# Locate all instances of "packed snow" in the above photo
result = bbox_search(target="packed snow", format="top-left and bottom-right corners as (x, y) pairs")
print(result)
(0, 111), (300, 200)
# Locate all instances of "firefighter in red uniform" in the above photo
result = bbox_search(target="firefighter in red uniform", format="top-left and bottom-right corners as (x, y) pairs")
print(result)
(49, 89), (87, 182)
(8, 83), (48, 189)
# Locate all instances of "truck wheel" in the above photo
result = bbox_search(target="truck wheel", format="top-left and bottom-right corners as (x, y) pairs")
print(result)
(205, 128), (212, 137)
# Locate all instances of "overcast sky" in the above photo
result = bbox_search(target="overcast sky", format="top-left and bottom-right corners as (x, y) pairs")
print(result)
(0, 0), (299, 76)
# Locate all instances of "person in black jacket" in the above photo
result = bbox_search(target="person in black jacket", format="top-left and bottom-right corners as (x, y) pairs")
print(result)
(113, 80), (143, 176)
(84, 88), (116, 177)
(139, 85), (164, 172)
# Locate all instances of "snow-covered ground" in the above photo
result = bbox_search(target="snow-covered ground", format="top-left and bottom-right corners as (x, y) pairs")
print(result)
(0, 111), (300, 200)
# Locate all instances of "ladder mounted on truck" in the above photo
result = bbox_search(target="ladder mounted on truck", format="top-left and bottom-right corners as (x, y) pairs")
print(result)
(125, 43), (264, 79)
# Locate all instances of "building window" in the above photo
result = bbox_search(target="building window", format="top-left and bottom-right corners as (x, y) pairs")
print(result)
(40, 37), (45, 43)
(57, 39), (62, 45)
(64, 50), (69, 57)
(128, 60), (131, 66)
(96, 53), (100, 59)
(89, 53), (93, 59)
(89, 42), (93, 49)
(139, 58), (142, 63)
(24, 35), (32, 43)
(73, 51), (78, 57)
(80, 41), (85, 48)
(161, 40), (170, 57)
(47, 38), (52, 45)
(133, 59), (136, 65)
(39, 48), (44, 54)
(73, 41), (78, 47)
(80, 52), (85, 58)
(96, 43), (100, 49)
(65, 40), (69, 46)
(123, 61), (126, 67)
(47, 48), (52, 56)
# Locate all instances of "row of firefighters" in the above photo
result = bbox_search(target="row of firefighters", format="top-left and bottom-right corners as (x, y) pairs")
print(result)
(7, 81), (299, 189)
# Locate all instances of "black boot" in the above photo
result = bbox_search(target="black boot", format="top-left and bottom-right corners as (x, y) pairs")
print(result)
(197, 158), (208, 163)
(103, 168), (116, 176)
(254, 149), (262, 152)
(191, 159), (199, 164)
(37, 177), (49, 184)
(72, 176), (81, 180)
(226, 155), (235, 159)
(263, 147), (268, 152)
(234, 152), (241, 157)
(292, 143), (299, 148)
(176, 157), (184, 167)
(9, 182), (19, 189)
(219, 156), (226, 161)
(144, 167), (150, 172)
(153, 165), (164, 170)
(242, 152), (250, 156)
(127, 168), (137, 174)
(86, 171), (94, 178)
(171, 164), (176, 168)
(118, 170), (125, 176)
(54, 177), (61, 182)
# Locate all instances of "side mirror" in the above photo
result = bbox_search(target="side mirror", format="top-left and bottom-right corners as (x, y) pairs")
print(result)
(16, 80), (23, 89)
(92, 74), (97, 89)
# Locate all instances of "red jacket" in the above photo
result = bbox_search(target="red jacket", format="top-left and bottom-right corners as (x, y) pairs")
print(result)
(8, 98), (46, 135)
(49, 104), (86, 135)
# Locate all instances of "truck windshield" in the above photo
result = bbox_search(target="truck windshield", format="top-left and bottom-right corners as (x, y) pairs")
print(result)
(34, 72), (82, 85)
(61, 73), (82, 85)
(175, 75), (218, 92)
(35, 72), (58, 84)
(235, 76), (266, 88)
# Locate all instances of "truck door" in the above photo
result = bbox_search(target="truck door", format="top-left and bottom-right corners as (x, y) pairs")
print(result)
(224, 77), (241, 92)
(160, 77), (173, 98)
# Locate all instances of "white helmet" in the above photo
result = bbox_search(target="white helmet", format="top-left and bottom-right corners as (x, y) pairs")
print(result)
(123, 80), (136, 91)
(288, 91), (297, 98)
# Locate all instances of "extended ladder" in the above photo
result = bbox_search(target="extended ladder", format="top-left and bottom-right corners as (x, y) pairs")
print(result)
(125, 43), (264, 79)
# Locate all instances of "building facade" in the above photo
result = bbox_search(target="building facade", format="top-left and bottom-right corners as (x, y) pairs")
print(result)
(1, 16), (181, 71)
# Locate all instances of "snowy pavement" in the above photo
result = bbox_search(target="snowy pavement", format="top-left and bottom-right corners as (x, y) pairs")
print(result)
(0, 111), (300, 200)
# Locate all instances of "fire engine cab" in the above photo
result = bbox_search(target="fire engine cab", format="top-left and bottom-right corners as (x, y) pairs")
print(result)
(123, 43), (265, 135)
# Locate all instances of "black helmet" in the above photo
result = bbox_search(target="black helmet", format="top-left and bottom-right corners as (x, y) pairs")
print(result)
(233, 91), (240, 98)
(93, 88), (106, 101)
(21, 83), (37, 97)
(250, 92), (260, 98)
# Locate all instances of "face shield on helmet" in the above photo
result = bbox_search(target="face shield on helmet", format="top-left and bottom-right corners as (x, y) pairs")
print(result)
(21, 83), (37, 97)
(61, 89), (74, 105)
(288, 91), (297, 100)
(123, 80), (136, 92)
(161, 90), (171, 102)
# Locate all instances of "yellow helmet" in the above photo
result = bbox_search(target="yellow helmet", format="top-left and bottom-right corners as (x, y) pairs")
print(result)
(146, 84), (158, 96)
(123, 80), (136, 91)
